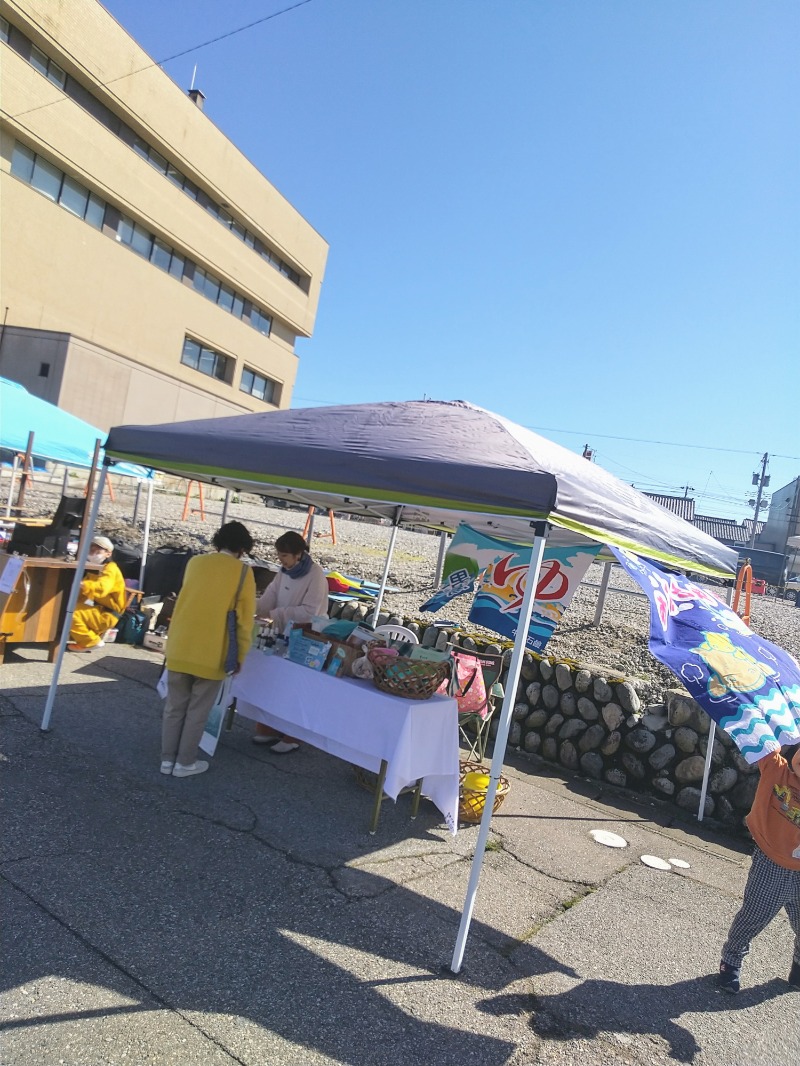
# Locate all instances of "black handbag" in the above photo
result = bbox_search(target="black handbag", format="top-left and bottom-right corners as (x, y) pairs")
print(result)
(224, 565), (248, 674)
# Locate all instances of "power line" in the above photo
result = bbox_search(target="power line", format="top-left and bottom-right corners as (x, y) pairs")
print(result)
(10, 0), (316, 120)
(149, 0), (315, 67)
(525, 424), (764, 457)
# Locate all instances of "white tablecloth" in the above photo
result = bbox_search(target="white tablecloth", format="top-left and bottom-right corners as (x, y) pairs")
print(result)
(231, 651), (459, 833)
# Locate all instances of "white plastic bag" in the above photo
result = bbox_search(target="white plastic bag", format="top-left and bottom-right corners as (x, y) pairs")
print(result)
(199, 676), (233, 757)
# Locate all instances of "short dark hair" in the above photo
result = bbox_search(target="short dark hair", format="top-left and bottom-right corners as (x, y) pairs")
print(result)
(213, 521), (253, 554)
(275, 530), (308, 555)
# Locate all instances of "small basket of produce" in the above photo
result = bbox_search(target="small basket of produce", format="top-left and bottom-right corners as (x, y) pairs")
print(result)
(458, 759), (510, 823)
(367, 646), (450, 700)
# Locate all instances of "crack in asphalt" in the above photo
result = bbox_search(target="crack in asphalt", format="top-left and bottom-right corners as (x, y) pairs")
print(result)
(0, 872), (248, 1065)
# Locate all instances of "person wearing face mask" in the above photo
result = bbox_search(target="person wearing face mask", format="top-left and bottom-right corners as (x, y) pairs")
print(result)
(161, 521), (256, 778)
(252, 530), (329, 753)
(67, 535), (127, 652)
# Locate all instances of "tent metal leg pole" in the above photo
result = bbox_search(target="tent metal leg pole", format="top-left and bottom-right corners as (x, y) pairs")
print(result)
(5, 453), (19, 517)
(138, 478), (154, 592)
(697, 719), (716, 822)
(41, 465), (109, 732)
(371, 511), (402, 622)
(592, 561), (612, 626)
(132, 481), (143, 525)
(221, 489), (232, 526)
(434, 530), (449, 586)
(450, 524), (549, 974)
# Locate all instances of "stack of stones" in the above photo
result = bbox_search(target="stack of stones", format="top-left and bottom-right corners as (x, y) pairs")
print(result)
(326, 602), (761, 831)
(492, 650), (760, 828)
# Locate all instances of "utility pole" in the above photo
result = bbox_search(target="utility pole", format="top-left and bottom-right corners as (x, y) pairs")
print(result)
(680, 484), (694, 499)
(748, 453), (770, 548)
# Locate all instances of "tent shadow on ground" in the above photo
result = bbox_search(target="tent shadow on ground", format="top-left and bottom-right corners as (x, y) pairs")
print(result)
(477, 977), (792, 1064)
(498, 747), (753, 853)
(2, 696), (579, 1066)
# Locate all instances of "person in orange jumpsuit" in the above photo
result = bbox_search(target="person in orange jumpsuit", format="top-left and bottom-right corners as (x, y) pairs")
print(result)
(68, 535), (127, 651)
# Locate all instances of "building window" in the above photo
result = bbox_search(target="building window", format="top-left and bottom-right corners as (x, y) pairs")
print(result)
(12, 142), (107, 229)
(0, 17), (10, 43)
(29, 43), (67, 89)
(10, 142), (35, 183)
(39, 362), (50, 378)
(181, 337), (229, 382)
(59, 174), (90, 218)
(218, 283), (235, 314)
(118, 215), (153, 259)
(168, 249), (185, 280)
(240, 368), (277, 403)
(250, 306), (272, 336)
(84, 192), (105, 229)
(31, 154), (63, 201)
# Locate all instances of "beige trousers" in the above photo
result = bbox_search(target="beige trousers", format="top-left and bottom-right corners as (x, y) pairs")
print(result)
(162, 672), (221, 766)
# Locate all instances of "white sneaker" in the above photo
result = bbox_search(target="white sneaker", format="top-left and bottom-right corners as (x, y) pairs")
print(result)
(271, 741), (300, 754)
(172, 761), (209, 778)
(160, 761), (175, 775)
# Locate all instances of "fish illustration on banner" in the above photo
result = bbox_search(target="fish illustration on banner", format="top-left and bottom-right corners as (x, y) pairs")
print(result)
(420, 523), (601, 652)
(611, 548), (800, 762)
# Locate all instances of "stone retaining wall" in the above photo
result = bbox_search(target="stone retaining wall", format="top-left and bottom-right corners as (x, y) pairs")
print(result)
(328, 599), (757, 832)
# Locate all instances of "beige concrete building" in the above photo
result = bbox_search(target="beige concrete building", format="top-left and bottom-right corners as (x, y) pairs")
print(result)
(0, 0), (328, 431)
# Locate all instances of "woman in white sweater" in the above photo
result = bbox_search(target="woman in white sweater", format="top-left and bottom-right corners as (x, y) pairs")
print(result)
(253, 530), (329, 752)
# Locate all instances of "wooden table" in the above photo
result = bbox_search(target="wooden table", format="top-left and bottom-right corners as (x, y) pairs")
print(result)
(0, 554), (97, 662)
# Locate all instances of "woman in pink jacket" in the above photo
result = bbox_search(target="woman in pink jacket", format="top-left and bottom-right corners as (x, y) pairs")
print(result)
(253, 530), (329, 752)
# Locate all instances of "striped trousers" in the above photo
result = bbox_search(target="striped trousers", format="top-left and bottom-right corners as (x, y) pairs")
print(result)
(721, 845), (800, 970)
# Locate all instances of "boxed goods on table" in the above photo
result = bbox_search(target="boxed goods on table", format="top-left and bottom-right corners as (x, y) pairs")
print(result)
(286, 627), (331, 671)
(296, 624), (362, 676)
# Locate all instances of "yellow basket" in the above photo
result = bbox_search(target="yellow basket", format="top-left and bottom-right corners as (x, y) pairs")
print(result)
(458, 759), (510, 823)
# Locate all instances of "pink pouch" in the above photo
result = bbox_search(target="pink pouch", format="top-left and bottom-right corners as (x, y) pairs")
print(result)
(438, 650), (488, 717)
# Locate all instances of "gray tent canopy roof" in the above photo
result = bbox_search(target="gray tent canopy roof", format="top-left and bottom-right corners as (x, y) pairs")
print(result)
(104, 399), (738, 578)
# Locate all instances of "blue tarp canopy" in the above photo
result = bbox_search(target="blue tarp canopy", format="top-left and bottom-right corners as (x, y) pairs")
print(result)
(0, 378), (150, 479)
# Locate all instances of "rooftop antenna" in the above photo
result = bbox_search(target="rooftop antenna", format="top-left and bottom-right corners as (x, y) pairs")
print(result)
(187, 65), (205, 110)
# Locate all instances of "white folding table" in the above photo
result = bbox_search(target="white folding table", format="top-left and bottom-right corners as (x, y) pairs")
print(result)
(231, 651), (459, 833)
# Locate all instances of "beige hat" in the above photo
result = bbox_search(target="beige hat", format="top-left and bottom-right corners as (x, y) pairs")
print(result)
(91, 535), (114, 553)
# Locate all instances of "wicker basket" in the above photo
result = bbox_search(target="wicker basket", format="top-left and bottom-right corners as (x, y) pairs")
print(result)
(458, 759), (510, 823)
(298, 625), (362, 677)
(367, 647), (451, 700)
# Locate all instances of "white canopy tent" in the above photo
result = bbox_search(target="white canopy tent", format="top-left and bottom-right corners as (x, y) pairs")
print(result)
(39, 399), (738, 971)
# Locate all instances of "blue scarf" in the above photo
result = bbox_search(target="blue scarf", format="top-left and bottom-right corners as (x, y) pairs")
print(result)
(282, 552), (313, 580)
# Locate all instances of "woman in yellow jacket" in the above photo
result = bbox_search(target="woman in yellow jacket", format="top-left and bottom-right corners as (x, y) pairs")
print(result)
(68, 535), (127, 651)
(161, 521), (256, 778)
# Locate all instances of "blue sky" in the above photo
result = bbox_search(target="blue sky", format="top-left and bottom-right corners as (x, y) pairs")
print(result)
(103, 0), (798, 521)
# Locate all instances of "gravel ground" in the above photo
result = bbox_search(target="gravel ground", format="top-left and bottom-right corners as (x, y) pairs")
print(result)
(7, 475), (800, 702)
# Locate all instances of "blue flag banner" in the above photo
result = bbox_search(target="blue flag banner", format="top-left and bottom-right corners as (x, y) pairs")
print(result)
(420, 523), (600, 652)
(611, 548), (800, 762)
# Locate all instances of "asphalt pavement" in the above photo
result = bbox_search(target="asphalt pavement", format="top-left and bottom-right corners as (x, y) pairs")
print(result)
(1, 643), (798, 1066)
